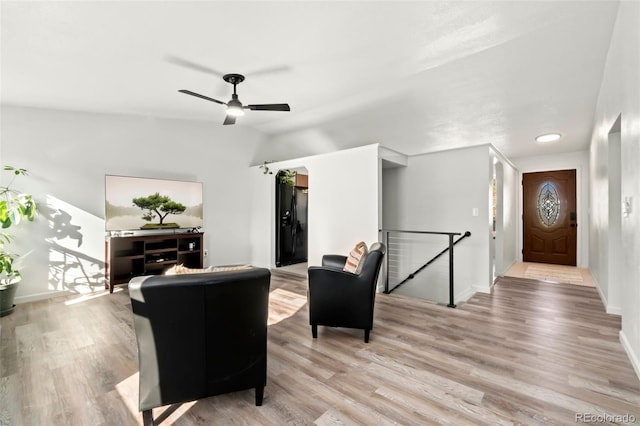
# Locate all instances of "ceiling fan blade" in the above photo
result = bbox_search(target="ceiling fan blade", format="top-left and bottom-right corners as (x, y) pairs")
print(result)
(223, 115), (236, 125)
(248, 65), (291, 77)
(166, 56), (224, 77)
(179, 90), (226, 105)
(246, 104), (291, 111)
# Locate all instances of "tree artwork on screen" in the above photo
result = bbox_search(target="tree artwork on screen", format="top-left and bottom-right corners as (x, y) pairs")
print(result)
(132, 193), (187, 229)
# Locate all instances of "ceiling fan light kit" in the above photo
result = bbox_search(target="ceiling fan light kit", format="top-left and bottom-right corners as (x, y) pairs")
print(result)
(179, 73), (290, 125)
(226, 95), (245, 117)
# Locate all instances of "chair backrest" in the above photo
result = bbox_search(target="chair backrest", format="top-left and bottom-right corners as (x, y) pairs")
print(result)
(359, 242), (386, 283)
(129, 268), (271, 411)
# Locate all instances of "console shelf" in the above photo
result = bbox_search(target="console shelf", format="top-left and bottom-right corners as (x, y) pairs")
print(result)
(105, 232), (204, 293)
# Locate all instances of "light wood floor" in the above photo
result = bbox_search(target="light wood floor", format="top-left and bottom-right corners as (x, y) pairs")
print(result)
(1, 273), (639, 425)
(504, 262), (595, 287)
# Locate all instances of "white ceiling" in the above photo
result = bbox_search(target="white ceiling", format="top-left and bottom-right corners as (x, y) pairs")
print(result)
(1, 1), (619, 158)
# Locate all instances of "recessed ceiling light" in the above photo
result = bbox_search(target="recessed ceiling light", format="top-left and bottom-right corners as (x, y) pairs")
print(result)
(535, 133), (561, 143)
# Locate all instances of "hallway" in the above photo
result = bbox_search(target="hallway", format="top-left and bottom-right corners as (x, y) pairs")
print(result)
(504, 262), (595, 287)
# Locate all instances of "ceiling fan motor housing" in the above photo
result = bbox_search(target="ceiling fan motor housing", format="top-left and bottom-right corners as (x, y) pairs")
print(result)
(227, 94), (243, 108)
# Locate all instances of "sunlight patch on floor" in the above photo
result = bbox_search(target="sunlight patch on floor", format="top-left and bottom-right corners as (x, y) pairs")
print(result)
(64, 287), (124, 305)
(504, 262), (595, 287)
(268, 288), (306, 325)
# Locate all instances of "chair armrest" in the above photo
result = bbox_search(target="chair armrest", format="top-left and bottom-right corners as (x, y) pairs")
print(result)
(321, 255), (347, 269)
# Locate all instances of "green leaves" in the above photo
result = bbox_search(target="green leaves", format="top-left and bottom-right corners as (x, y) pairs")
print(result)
(0, 194), (35, 228)
(160, 200), (187, 214)
(277, 169), (297, 186)
(1, 165), (36, 282)
(0, 254), (13, 274)
(132, 192), (186, 225)
(133, 192), (171, 210)
(3, 165), (28, 176)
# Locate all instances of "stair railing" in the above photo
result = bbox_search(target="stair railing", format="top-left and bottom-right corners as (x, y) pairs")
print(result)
(379, 229), (472, 308)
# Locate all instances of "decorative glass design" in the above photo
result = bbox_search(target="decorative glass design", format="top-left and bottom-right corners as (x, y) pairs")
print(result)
(537, 182), (560, 227)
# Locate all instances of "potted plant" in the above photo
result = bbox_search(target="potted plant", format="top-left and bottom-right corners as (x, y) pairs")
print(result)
(276, 169), (297, 186)
(0, 166), (37, 317)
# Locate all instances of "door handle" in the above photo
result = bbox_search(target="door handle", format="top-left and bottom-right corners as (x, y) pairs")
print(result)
(570, 223), (578, 228)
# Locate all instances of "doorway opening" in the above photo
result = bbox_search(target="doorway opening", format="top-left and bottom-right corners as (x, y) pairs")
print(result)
(275, 167), (309, 275)
(606, 114), (622, 310)
(492, 160), (504, 282)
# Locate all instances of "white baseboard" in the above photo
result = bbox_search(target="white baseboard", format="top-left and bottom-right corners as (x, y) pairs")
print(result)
(607, 305), (623, 315)
(592, 274), (608, 307)
(497, 259), (517, 278)
(457, 286), (477, 303)
(620, 330), (640, 381)
(472, 285), (492, 295)
(591, 274), (623, 315)
(15, 290), (69, 304)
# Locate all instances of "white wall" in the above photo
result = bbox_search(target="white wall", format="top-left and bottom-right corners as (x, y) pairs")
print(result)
(510, 150), (590, 268)
(607, 129), (622, 313)
(589, 124), (608, 307)
(382, 145), (491, 303)
(250, 144), (380, 270)
(1, 105), (265, 302)
(251, 129), (334, 165)
(590, 123), (623, 315)
(491, 147), (519, 278)
(588, 0), (640, 379)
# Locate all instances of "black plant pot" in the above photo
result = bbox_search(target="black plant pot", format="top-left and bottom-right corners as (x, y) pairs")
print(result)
(0, 281), (18, 317)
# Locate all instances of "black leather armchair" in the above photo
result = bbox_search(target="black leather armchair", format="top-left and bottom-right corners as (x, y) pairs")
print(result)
(128, 268), (270, 425)
(307, 242), (386, 343)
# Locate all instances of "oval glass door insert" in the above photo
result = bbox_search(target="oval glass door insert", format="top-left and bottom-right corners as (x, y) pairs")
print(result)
(537, 182), (560, 227)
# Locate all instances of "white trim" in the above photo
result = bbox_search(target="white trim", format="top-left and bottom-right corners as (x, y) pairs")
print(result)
(514, 154), (589, 268)
(470, 285), (491, 295)
(15, 290), (69, 304)
(591, 273), (623, 316)
(379, 146), (408, 167)
(497, 260), (517, 278)
(607, 305), (623, 315)
(592, 273), (607, 305)
(456, 287), (477, 303)
(488, 144), (517, 170)
(620, 330), (640, 381)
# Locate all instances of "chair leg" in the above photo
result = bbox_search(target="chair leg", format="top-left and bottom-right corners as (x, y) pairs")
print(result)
(142, 409), (153, 426)
(311, 324), (318, 339)
(364, 329), (370, 343)
(255, 385), (264, 406)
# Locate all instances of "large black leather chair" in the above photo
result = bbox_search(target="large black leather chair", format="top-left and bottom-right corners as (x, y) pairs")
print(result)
(307, 242), (386, 343)
(128, 268), (270, 425)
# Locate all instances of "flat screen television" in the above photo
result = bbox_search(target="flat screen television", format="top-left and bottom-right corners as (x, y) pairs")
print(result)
(105, 175), (203, 232)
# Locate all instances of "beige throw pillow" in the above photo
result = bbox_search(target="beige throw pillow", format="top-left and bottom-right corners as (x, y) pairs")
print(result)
(210, 264), (252, 272)
(165, 264), (214, 275)
(343, 242), (368, 274)
(165, 264), (252, 275)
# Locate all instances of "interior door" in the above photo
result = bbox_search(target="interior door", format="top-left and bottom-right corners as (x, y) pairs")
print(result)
(522, 169), (577, 266)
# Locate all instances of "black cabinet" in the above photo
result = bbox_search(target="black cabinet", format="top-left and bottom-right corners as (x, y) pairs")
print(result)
(105, 233), (204, 293)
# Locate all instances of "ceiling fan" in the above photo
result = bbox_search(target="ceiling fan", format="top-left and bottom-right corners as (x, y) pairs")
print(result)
(179, 73), (290, 125)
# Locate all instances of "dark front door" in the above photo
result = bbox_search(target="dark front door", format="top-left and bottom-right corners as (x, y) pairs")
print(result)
(522, 169), (577, 266)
